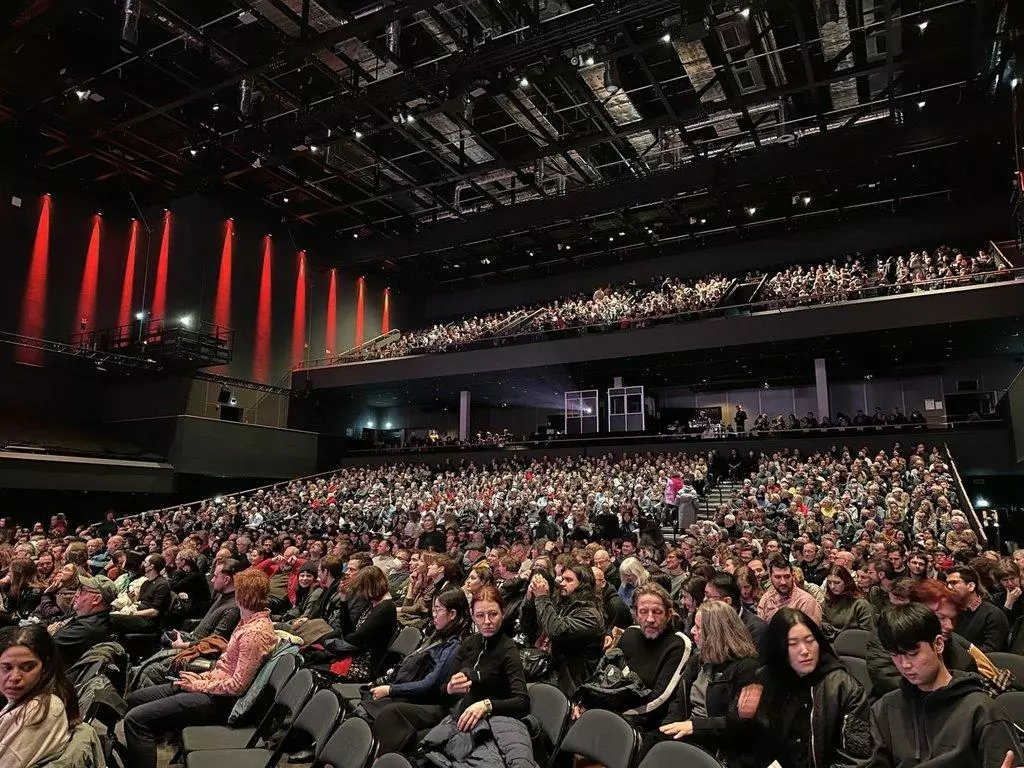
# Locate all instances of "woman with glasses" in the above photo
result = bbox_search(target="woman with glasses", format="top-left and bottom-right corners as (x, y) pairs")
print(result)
(374, 586), (528, 756)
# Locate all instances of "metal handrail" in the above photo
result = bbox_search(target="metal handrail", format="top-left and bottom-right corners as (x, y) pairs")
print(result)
(943, 442), (988, 547)
(326, 266), (1022, 367)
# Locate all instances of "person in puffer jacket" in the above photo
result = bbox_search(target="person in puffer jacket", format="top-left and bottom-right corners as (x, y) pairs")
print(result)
(869, 603), (1021, 767)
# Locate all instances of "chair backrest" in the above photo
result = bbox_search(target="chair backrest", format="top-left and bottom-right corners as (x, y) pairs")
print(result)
(840, 655), (873, 697)
(370, 754), (415, 768)
(638, 741), (724, 768)
(990, 652), (1024, 683)
(251, 667), (316, 745)
(558, 709), (639, 768)
(267, 654), (299, 694)
(276, 690), (343, 764)
(529, 683), (571, 748)
(389, 626), (423, 658)
(315, 714), (377, 768)
(833, 629), (871, 659)
(997, 691), (1024, 726)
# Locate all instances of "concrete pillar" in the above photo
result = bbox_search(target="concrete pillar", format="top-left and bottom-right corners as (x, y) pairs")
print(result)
(814, 358), (830, 422)
(459, 390), (471, 442)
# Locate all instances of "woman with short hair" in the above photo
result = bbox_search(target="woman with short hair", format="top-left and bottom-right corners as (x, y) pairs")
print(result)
(122, 568), (278, 768)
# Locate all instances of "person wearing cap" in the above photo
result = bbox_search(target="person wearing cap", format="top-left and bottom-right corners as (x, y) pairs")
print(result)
(53, 573), (115, 667)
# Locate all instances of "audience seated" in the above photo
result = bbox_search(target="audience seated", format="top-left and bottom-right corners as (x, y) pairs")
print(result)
(122, 568), (277, 768)
(0, 624), (81, 767)
(374, 586), (528, 755)
(341, 244), (1007, 363)
(0, 437), (1019, 766)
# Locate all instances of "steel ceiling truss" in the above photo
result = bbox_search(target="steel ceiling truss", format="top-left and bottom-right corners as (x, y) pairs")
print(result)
(0, 0), (1002, 268)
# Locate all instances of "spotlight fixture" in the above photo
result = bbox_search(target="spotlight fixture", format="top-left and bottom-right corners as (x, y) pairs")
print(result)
(700, 218), (707, 224)
(354, 130), (363, 139)
(405, 113), (415, 123)
(802, 196), (812, 205)
(1013, 77), (1020, 89)
(212, 103), (220, 111)
(74, 88), (90, 101)
(608, 236), (615, 242)
(618, 231), (625, 236)
(309, 145), (319, 153)
(282, 196), (289, 203)
(134, 311), (146, 321)
(916, 100), (926, 109)
(746, 206), (757, 216)
(353, 233), (359, 238)
(661, 33), (672, 43)
(179, 315), (193, 328)
(519, 76), (530, 87)
(762, 381), (769, 389)
(480, 257), (491, 265)
(385, 421), (393, 429)
(740, 7), (751, 18)
(189, 148), (197, 157)
(916, 20), (928, 31)
(365, 421), (374, 429)
(585, 55), (595, 66)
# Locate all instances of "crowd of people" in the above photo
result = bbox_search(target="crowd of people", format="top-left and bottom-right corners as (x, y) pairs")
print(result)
(346, 244), (1007, 362)
(3, 441), (1024, 767)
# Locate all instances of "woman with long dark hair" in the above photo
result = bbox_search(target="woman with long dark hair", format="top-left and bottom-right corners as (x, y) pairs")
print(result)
(0, 624), (81, 766)
(822, 565), (875, 632)
(374, 586), (528, 755)
(362, 589), (471, 724)
(739, 607), (871, 768)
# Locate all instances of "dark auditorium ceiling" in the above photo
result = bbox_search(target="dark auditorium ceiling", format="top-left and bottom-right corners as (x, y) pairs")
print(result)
(0, 0), (1016, 285)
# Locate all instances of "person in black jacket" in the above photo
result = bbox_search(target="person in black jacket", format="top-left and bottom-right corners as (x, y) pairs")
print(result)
(53, 574), (115, 667)
(946, 565), (1009, 653)
(870, 603), (1022, 767)
(658, 601), (760, 767)
(520, 563), (605, 695)
(739, 607), (872, 768)
(373, 585), (529, 755)
(314, 565), (397, 682)
(416, 513), (447, 553)
(703, 571), (768, 649)
(168, 549), (211, 621)
(593, 566), (632, 631)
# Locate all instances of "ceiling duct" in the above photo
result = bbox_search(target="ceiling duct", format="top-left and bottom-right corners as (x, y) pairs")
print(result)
(814, 0), (859, 114)
(580, 65), (656, 166)
(673, 39), (741, 137)
(493, 92), (599, 183)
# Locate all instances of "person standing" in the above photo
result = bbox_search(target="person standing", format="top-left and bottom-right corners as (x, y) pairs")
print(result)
(734, 405), (748, 433)
(870, 603), (1021, 767)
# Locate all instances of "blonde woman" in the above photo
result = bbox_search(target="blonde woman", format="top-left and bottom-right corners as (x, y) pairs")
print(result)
(658, 601), (759, 766)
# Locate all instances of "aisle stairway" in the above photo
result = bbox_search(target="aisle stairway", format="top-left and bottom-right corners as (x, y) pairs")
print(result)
(659, 479), (745, 538)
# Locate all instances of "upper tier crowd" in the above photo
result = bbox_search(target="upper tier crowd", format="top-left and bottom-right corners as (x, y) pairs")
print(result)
(2, 442), (1024, 768)
(351, 245), (1008, 361)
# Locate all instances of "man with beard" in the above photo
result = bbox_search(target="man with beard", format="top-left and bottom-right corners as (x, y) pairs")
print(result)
(520, 563), (605, 696)
(583, 583), (692, 748)
(757, 554), (822, 624)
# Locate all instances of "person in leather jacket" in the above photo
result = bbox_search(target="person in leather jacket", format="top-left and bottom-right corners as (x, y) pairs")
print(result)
(739, 607), (872, 768)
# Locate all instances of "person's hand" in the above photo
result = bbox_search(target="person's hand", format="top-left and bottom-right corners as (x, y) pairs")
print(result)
(531, 575), (550, 598)
(737, 683), (762, 719)
(457, 701), (489, 732)
(178, 592), (189, 600)
(571, 704), (585, 721)
(370, 685), (391, 700)
(447, 672), (472, 695)
(292, 617), (309, 628)
(176, 671), (201, 691)
(659, 721), (694, 740)
(999, 751), (1019, 768)
(1007, 588), (1022, 608)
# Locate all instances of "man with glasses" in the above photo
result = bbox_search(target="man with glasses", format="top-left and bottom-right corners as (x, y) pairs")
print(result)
(53, 574), (116, 666)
